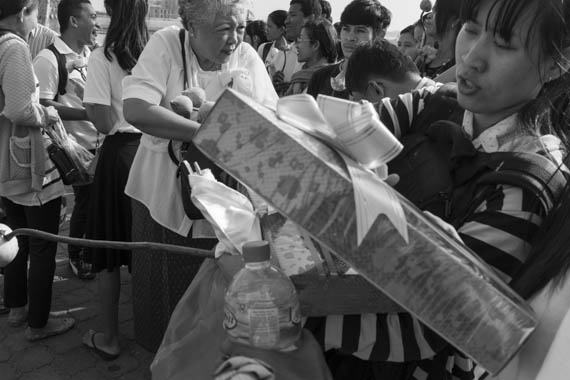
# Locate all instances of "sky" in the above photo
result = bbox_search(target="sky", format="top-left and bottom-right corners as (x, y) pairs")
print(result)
(91, 0), (421, 33)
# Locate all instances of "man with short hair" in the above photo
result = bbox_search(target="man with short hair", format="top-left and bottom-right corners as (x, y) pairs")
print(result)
(345, 39), (436, 103)
(34, 0), (100, 280)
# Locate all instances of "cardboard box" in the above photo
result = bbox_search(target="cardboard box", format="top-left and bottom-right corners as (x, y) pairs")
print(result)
(193, 89), (536, 374)
(260, 211), (404, 316)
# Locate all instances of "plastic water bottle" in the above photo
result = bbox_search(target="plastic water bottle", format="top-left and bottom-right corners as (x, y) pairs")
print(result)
(223, 240), (302, 351)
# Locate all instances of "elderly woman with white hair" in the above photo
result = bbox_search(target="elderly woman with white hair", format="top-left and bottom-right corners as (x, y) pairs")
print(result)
(121, 0), (278, 356)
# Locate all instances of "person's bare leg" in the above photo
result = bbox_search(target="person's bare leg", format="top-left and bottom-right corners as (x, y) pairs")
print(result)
(83, 269), (121, 354)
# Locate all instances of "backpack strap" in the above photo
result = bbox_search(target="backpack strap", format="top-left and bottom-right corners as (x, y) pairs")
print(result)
(46, 44), (67, 99)
(262, 42), (272, 62)
(179, 28), (188, 90)
(456, 152), (568, 227)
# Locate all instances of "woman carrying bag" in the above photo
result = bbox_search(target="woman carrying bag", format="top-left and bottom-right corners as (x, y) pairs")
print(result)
(0, 0), (73, 341)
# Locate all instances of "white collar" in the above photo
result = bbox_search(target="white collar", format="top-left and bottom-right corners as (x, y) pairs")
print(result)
(54, 36), (89, 57)
(463, 111), (519, 152)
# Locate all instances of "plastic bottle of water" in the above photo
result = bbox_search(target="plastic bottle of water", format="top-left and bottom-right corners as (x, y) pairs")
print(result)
(223, 240), (302, 351)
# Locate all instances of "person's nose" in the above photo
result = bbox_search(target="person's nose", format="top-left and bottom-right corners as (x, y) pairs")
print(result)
(459, 35), (487, 72)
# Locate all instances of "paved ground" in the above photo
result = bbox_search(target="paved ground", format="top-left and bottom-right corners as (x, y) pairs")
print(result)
(0, 195), (155, 380)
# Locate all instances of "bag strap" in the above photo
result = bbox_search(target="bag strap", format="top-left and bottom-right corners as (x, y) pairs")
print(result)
(480, 152), (567, 210)
(46, 44), (67, 99)
(262, 42), (272, 62)
(457, 152), (568, 227)
(179, 28), (188, 90)
(167, 29), (191, 169)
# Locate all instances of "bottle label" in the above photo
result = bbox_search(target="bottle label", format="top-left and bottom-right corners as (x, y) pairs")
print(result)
(248, 302), (280, 348)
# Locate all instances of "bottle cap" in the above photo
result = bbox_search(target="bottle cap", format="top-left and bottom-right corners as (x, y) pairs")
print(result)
(242, 241), (271, 263)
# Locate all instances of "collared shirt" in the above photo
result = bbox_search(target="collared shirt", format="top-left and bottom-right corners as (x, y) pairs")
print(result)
(33, 37), (100, 150)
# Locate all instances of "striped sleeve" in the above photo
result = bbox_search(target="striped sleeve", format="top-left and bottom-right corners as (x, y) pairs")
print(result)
(458, 184), (545, 282)
(376, 86), (438, 139)
(28, 25), (57, 59)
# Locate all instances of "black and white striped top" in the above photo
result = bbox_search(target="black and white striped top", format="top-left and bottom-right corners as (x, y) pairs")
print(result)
(305, 86), (567, 379)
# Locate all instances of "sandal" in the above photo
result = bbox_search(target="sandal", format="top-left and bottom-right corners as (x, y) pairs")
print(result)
(82, 329), (120, 361)
(24, 317), (75, 341)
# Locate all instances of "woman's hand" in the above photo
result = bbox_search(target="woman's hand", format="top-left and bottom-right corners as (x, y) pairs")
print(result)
(44, 106), (60, 126)
(423, 211), (463, 243)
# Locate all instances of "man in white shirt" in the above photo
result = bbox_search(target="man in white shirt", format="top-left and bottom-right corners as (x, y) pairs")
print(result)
(34, 0), (100, 280)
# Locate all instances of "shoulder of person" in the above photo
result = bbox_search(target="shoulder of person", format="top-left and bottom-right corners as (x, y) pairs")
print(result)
(34, 47), (58, 67)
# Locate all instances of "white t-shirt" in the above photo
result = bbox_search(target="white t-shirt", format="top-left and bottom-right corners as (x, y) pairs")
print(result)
(122, 26), (278, 236)
(83, 48), (139, 135)
(34, 37), (100, 150)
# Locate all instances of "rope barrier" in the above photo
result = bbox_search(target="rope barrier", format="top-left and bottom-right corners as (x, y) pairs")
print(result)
(0, 228), (215, 259)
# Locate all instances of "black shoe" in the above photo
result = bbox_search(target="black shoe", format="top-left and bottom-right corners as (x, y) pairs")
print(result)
(68, 258), (95, 280)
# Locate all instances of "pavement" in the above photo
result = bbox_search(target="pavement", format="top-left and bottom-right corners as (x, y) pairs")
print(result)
(0, 194), (155, 380)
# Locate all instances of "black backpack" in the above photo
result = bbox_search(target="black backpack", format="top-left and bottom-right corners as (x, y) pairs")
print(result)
(46, 44), (67, 100)
(388, 90), (568, 227)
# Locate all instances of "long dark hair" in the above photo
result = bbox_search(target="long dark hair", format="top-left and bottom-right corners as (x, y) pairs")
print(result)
(103, 0), (148, 72)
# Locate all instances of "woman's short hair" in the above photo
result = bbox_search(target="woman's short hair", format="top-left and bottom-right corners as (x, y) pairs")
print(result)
(268, 9), (287, 28)
(178, 0), (252, 29)
(345, 39), (418, 93)
(340, 0), (392, 37)
(303, 19), (338, 63)
(0, 0), (36, 20)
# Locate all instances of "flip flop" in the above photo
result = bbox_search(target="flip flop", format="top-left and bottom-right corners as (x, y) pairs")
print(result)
(83, 330), (120, 361)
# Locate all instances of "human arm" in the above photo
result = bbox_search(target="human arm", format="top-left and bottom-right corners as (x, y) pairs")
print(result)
(39, 98), (88, 120)
(33, 54), (89, 121)
(0, 39), (50, 127)
(123, 98), (199, 141)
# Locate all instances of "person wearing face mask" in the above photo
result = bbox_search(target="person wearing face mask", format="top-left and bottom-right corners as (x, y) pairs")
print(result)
(305, 0), (570, 379)
(306, 0), (392, 100)
(121, 0), (278, 354)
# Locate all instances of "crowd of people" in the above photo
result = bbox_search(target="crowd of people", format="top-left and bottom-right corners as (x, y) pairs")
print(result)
(1, 0), (570, 379)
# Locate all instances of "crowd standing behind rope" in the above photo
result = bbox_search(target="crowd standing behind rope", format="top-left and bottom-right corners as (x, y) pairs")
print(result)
(1, 0), (570, 379)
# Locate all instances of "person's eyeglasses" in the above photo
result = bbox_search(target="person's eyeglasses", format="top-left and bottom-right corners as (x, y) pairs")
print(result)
(295, 38), (314, 44)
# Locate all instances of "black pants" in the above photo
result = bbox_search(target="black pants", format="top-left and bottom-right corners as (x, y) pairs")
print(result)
(2, 196), (62, 328)
(69, 183), (92, 259)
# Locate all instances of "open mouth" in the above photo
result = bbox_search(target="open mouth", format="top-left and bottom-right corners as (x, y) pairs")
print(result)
(457, 75), (480, 96)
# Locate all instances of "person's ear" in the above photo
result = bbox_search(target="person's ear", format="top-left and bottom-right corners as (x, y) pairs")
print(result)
(253, 35), (260, 46)
(69, 15), (79, 28)
(543, 48), (570, 83)
(311, 40), (321, 54)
